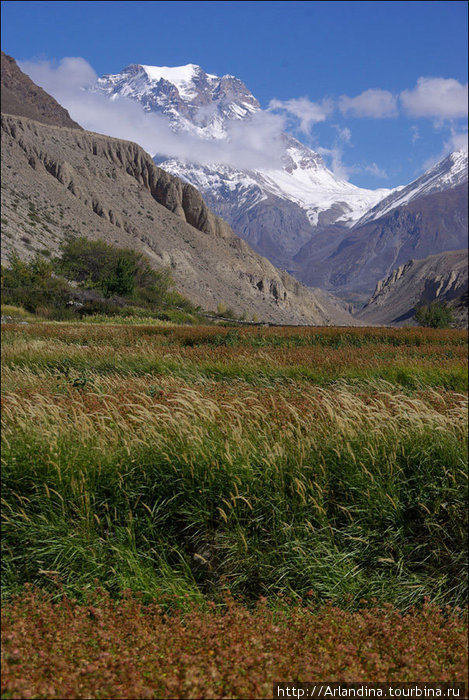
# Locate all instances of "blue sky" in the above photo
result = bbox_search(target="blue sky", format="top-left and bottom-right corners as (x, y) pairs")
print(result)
(2, 0), (468, 188)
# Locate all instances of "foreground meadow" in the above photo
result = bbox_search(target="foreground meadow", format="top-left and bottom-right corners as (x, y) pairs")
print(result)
(1, 322), (468, 698)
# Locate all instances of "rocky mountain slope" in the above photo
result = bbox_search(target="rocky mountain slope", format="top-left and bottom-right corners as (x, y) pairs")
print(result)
(357, 249), (468, 326)
(294, 179), (468, 300)
(1, 57), (356, 325)
(93, 63), (467, 297)
(94, 63), (393, 269)
(1, 52), (82, 130)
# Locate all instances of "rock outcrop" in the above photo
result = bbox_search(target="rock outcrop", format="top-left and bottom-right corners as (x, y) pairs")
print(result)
(1, 52), (82, 130)
(1, 111), (356, 325)
(357, 249), (468, 327)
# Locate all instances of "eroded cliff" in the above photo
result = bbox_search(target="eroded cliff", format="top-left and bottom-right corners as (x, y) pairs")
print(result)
(1, 113), (355, 325)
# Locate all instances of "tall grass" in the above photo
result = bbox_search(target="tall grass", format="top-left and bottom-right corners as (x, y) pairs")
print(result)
(2, 324), (467, 390)
(2, 374), (467, 607)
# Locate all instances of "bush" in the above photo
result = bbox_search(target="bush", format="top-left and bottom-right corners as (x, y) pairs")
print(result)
(415, 301), (454, 329)
(1, 252), (71, 313)
(54, 238), (117, 285)
(2, 239), (196, 321)
(101, 255), (137, 297)
(56, 237), (177, 307)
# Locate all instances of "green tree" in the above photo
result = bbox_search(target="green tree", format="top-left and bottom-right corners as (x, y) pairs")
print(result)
(55, 237), (174, 307)
(101, 255), (137, 297)
(415, 301), (454, 329)
(55, 238), (116, 286)
(2, 252), (70, 313)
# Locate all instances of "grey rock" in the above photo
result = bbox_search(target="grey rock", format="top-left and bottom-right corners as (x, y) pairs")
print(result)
(357, 249), (468, 327)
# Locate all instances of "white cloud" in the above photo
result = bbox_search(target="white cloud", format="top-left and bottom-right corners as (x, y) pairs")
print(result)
(410, 126), (420, 144)
(316, 145), (349, 180)
(20, 56), (97, 92)
(447, 129), (468, 152)
(362, 163), (388, 178)
(339, 89), (398, 118)
(317, 145), (388, 181)
(421, 127), (468, 171)
(334, 126), (352, 143)
(400, 77), (468, 119)
(315, 127), (354, 180)
(19, 57), (287, 170)
(268, 96), (334, 133)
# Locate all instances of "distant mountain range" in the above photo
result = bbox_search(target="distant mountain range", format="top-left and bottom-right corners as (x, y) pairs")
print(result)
(2, 53), (467, 326)
(1, 52), (356, 326)
(293, 180), (468, 300)
(94, 63), (468, 299)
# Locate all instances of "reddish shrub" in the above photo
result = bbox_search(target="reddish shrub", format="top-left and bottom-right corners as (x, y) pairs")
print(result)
(2, 589), (467, 699)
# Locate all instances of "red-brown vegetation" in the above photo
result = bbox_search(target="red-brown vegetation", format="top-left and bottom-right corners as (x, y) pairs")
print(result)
(2, 589), (467, 699)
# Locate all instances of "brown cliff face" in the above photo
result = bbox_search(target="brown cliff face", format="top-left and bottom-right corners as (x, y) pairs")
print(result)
(1, 113), (356, 325)
(357, 249), (468, 327)
(1, 52), (82, 130)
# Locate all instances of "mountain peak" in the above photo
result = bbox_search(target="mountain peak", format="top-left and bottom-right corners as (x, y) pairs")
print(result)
(95, 62), (260, 136)
(447, 148), (468, 171)
(94, 60), (395, 237)
(355, 149), (468, 227)
(139, 63), (216, 94)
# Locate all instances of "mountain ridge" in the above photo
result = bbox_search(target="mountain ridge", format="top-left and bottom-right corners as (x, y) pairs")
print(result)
(1, 52), (82, 130)
(355, 149), (468, 227)
(357, 249), (468, 327)
(93, 61), (467, 296)
(1, 54), (357, 326)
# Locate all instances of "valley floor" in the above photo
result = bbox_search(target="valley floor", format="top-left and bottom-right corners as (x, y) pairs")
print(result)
(1, 322), (467, 698)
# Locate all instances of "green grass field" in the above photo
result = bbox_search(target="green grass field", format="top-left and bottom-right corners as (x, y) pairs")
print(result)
(1, 321), (467, 697)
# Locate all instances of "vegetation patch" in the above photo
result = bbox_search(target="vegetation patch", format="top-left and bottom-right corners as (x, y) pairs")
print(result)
(1, 321), (467, 696)
(2, 325), (467, 608)
(2, 590), (467, 699)
(415, 301), (454, 328)
(1, 238), (199, 323)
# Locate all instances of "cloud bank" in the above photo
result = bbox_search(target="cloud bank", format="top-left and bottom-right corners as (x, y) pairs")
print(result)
(400, 77), (468, 119)
(19, 57), (287, 170)
(18, 57), (467, 184)
(339, 89), (398, 118)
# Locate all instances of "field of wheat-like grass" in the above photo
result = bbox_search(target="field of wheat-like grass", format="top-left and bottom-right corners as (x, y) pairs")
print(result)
(1, 322), (467, 697)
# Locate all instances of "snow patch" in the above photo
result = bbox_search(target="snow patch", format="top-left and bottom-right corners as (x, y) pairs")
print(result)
(355, 149), (468, 226)
(140, 64), (207, 98)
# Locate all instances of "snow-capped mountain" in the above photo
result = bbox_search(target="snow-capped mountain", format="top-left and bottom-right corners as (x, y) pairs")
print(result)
(94, 63), (395, 265)
(94, 63), (467, 292)
(159, 135), (391, 225)
(292, 157), (468, 299)
(96, 63), (260, 139)
(355, 149), (468, 227)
